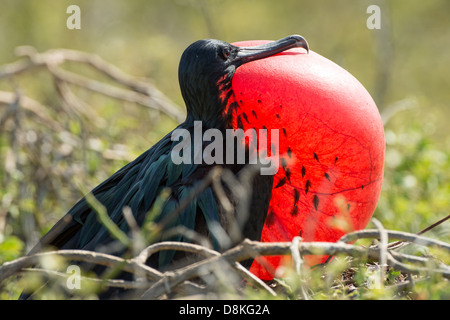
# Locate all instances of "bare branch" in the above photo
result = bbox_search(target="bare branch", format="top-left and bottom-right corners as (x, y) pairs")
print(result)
(338, 229), (450, 251)
(372, 219), (388, 288)
(134, 241), (219, 265)
(0, 91), (65, 131)
(0, 249), (162, 284)
(23, 268), (149, 290)
(2, 228), (449, 299)
(0, 46), (186, 122)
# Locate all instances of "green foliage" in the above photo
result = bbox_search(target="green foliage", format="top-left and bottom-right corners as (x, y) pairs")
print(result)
(376, 120), (450, 242)
(0, 235), (24, 264)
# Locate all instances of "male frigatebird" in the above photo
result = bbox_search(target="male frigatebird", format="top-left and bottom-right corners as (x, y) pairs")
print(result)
(22, 35), (310, 298)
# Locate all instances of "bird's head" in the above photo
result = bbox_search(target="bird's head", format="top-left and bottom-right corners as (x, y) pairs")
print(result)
(178, 35), (309, 127)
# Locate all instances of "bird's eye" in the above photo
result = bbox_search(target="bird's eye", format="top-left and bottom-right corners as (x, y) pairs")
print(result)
(219, 47), (231, 60)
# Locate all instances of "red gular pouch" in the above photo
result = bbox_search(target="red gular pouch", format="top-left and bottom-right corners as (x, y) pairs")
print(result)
(230, 40), (385, 280)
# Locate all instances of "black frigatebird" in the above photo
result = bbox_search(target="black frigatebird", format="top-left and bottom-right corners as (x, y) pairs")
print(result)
(22, 35), (309, 298)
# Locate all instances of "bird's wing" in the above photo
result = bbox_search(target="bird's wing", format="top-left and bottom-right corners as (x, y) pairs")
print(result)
(28, 127), (224, 265)
(28, 132), (174, 254)
(28, 122), (272, 274)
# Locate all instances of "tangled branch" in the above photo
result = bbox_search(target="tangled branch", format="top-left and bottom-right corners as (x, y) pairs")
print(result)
(1, 222), (449, 299)
(0, 46), (185, 123)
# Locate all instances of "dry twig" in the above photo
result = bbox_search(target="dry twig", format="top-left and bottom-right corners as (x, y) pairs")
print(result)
(1, 225), (449, 299)
(0, 46), (185, 122)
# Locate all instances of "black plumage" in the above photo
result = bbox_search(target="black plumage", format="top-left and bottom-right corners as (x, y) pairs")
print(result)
(22, 35), (308, 299)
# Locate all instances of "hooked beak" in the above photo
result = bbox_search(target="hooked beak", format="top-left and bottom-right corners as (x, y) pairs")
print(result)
(234, 35), (309, 66)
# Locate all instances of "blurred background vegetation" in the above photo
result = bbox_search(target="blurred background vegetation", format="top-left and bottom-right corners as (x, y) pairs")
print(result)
(0, 0), (448, 299)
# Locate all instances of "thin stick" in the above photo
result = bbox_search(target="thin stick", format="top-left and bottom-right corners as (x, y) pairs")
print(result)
(134, 240), (277, 296)
(0, 249), (162, 284)
(22, 268), (149, 290)
(0, 46), (185, 122)
(140, 240), (371, 299)
(388, 214), (450, 250)
(339, 229), (450, 251)
(372, 219), (388, 289)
